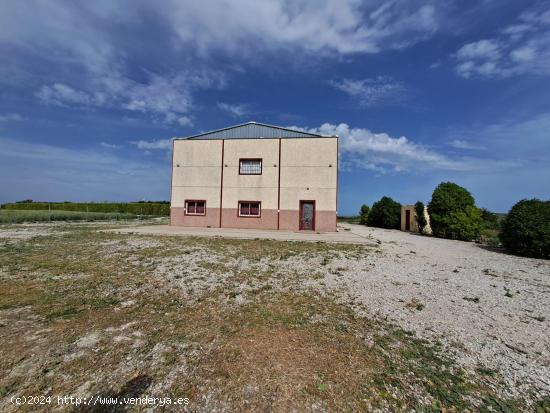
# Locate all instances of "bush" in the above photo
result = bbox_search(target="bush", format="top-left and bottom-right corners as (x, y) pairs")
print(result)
(367, 196), (401, 229)
(500, 199), (550, 258)
(428, 182), (481, 240)
(414, 201), (427, 233)
(359, 204), (370, 225)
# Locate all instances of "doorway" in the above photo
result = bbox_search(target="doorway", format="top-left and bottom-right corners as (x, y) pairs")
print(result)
(405, 209), (411, 231)
(299, 201), (315, 230)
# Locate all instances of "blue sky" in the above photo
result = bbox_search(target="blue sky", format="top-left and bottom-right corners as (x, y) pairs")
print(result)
(1, 1), (549, 214)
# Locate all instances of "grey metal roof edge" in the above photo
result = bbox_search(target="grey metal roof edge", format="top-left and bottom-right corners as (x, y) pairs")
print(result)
(173, 121), (336, 140)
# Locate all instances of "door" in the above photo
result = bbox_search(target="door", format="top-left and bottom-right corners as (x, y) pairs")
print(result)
(299, 201), (315, 230)
(405, 209), (411, 231)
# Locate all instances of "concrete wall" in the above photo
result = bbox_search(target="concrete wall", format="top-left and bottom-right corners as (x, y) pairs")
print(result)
(170, 137), (338, 231)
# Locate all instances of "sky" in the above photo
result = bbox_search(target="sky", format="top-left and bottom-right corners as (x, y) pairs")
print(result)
(1, 0), (549, 215)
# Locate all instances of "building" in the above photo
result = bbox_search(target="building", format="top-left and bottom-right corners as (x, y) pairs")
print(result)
(401, 204), (432, 234)
(170, 122), (338, 232)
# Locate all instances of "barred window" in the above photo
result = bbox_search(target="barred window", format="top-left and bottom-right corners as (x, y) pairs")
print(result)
(185, 200), (206, 215)
(238, 201), (261, 217)
(239, 158), (262, 175)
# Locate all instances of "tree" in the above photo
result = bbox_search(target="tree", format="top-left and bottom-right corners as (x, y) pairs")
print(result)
(359, 204), (370, 225)
(500, 199), (550, 258)
(414, 201), (427, 234)
(428, 182), (481, 240)
(367, 196), (401, 229)
(479, 208), (500, 230)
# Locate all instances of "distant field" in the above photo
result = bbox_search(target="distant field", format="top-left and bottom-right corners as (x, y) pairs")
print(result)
(2, 201), (169, 216)
(0, 209), (142, 223)
(337, 216), (361, 224)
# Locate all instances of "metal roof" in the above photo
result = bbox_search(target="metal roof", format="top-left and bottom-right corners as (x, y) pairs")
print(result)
(175, 121), (333, 140)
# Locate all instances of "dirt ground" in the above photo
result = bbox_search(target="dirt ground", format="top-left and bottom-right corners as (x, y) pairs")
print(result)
(0, 221), (548, 412)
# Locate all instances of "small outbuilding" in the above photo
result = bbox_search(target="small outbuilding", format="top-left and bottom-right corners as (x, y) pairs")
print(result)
(401, 204), (432, 234)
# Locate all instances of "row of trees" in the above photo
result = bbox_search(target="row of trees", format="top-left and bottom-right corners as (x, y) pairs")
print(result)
(358, 182), (549, 259)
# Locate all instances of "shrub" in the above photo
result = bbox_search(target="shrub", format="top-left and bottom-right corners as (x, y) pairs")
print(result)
(500, 199), (550, 258)
(359, 204), (370, 225)
(414, 201), (427, 233)
(367, 196), (401, 229)
(428, 182), (481, 240)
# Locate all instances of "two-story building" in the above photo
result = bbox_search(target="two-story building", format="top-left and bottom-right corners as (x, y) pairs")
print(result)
(170, 122), (338, 232)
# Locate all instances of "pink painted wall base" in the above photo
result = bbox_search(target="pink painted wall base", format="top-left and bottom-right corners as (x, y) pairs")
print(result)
(170, 208), (337, 232)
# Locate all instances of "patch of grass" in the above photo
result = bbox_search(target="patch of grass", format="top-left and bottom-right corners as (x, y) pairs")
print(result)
(406, 298), (425, 311)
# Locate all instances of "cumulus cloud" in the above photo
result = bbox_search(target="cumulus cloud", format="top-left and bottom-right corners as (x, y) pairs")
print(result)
(0, 1), (447, 123)
(294, 123), (495, 173)
(36, 71), (223, 125)
(454, 3), (550, 78)
(217, 102), (249, 118)
(329, 77), (406, 106)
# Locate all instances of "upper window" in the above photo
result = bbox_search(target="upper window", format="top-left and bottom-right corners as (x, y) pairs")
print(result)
(185, 200), (206, 216)
(238, 201), (261, 217)
(239, 158), (262, 175)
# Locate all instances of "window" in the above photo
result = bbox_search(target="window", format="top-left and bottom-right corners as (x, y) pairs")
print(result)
(238, 201), (261, 217)
(185, 200), (206, 216)
(239, 158), (262, 175)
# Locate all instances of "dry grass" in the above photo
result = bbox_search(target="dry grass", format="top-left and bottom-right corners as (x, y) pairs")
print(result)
(0, 225), (547, 412)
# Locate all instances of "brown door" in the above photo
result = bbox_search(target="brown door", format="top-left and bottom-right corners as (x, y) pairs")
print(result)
(299, 201), (315, 230)
(405, 210), (411, 231)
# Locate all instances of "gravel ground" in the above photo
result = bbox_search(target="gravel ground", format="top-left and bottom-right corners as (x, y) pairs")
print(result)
(1, 220), (548, 406)
(333, 224), (550, 399)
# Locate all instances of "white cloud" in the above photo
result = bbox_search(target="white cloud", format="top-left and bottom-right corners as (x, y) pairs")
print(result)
(0, 1), (447, 123)
(448, 139), (485, 150)
(99, 142), (122, 149)
(165, 0), (441, 56)
(0, 137), (169, 203)
(329, 77), (406, 106)
(130, 139), (172, 150)
(217, 102), (249, 118)
(295, 123), (498, 173)
(36, 71), (223, 125)
(454, 4), (550, 78)
(0, 113), (26, 122)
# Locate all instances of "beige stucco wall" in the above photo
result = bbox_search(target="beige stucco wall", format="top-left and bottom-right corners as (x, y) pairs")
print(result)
(171, 140), (222, 208)
(280, 138), (337, 212)
(222, 139), (279, 210)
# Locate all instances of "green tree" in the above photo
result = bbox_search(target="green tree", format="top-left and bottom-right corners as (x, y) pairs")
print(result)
(428, 182), (481, 240)
(359, 204), (370, 225)
(500, 199), (550, 258)
(367, 196), (401, 229)
(414, 201), (427, 234)
(479, 208), (500, 230)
